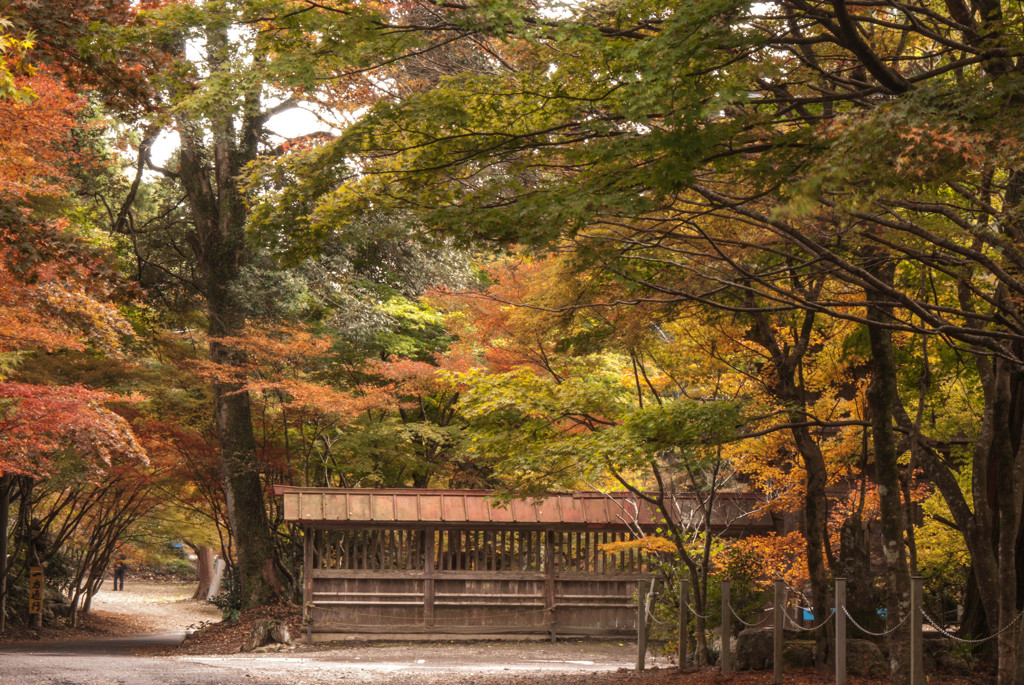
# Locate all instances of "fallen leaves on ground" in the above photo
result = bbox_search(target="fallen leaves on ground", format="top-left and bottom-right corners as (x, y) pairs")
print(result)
(170, 601), (302, 655)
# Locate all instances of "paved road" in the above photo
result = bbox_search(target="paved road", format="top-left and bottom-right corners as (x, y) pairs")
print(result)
(0, 636), (654, 684)
(0, 630), (187, 654)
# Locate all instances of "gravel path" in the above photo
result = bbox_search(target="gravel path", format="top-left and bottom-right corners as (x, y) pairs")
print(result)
(0, 581), (677, 684)
(88, 579), (222, 632)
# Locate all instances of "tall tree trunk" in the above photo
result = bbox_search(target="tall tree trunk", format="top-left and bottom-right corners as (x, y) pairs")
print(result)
(746, 304), (832, 667)
(789, 421), (832, 668)
(864, 284), (912, 685)
(0, 474), (10, 634)
(990, 353), (1024, 682)
(193, 546), (215, 601)
(168, 22), (283, 611)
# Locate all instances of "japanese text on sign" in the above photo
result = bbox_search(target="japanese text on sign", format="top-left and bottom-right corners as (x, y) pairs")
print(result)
(29, 566), (43, 615)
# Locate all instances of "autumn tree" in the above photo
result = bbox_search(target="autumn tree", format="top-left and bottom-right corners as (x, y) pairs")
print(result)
(249, 0), (1024, 680)
(0, 33), (149, 627)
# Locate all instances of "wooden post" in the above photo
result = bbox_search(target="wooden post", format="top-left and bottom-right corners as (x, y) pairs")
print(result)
(303, 528), (313, 645)
(911, 576), (923, 685)
(638, 581), (647, 671)
(28, 565), (43, 630)
(424, 527), (435, 628)
(773, 579), (784, 684)
(545, 529), (556, 642)
(721, 579), (732, 674)
(836, 578), (846, 685)
(679, 577), (689, 668)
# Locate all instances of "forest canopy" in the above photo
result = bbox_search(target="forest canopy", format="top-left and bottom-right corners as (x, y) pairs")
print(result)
(1, 0), (1022, 682)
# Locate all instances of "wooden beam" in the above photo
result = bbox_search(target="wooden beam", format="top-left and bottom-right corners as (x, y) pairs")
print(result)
(545, 529), (556, 642)
(303, 528), (313, 646)
(424, 526), (435, 628)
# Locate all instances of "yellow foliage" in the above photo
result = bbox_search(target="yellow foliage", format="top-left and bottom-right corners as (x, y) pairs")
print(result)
(599, 535), (677, 555)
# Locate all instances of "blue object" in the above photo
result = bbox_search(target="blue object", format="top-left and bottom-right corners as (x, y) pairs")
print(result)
(800, 607), (837, 621)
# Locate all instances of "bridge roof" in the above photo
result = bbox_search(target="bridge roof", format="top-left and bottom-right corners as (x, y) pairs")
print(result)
(273, 486), (772, 534)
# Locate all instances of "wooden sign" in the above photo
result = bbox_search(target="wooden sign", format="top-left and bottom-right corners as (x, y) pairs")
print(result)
(28, 566), (43, 615)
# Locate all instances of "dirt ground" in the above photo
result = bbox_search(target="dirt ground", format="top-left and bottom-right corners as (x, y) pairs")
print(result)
(0, 581), (997, 685)
(89, 578), (223, 632)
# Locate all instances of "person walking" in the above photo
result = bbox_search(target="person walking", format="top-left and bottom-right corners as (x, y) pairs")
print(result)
(113, 556), (126, 591)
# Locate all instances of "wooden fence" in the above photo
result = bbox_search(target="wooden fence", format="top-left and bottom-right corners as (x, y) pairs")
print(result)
(304, 526), (655, 641)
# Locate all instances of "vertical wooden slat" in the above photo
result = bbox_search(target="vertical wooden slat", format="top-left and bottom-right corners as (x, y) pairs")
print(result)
(774, 579), (784, 684)
(397, 530), (405, 570)
(636, 579), (649, 671)
(303, 528), (313, 646)
(679, 578), (689, 668)
(492, 530), (499, 570)
(406, 530), (413, 571)
(479, 528), (487, 573)
(406, 530), (412, 570)
(520, 531), (527, 571)
(836, 578), (846, 685)
(721, 580), (732, 674)
(424, 527), (435, 627)
(911, 576), (923, 685)
(438, 530), (446, 571)
(544, 529), (556, 642)
(491, 528), (499, 573)
(397, 530), (404, 570)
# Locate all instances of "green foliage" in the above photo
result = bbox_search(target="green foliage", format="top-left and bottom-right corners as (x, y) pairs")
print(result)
(455, 358), (746, 493)
(211, 569), (242, 623)
(0, 18), (35, 102)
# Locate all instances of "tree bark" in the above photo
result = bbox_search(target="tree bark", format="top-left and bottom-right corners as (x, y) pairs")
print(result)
(864, 284), (912, 685)
(0, 474), (10, 634)
(168, 21), (283, 611)
(746, 305), (832, 667)
(193, 546), (215, 601)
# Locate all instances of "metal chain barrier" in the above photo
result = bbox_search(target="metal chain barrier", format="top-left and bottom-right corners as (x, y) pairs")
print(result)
(310, 579), (1024, 646)
(685, 602), (717, 620)
(648, 610), (671, 626)
(785, 609), (833, 632)
(841, 604), (909, 637)
(730, 603), (770, 628)
(922, 608), (1024, 644)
